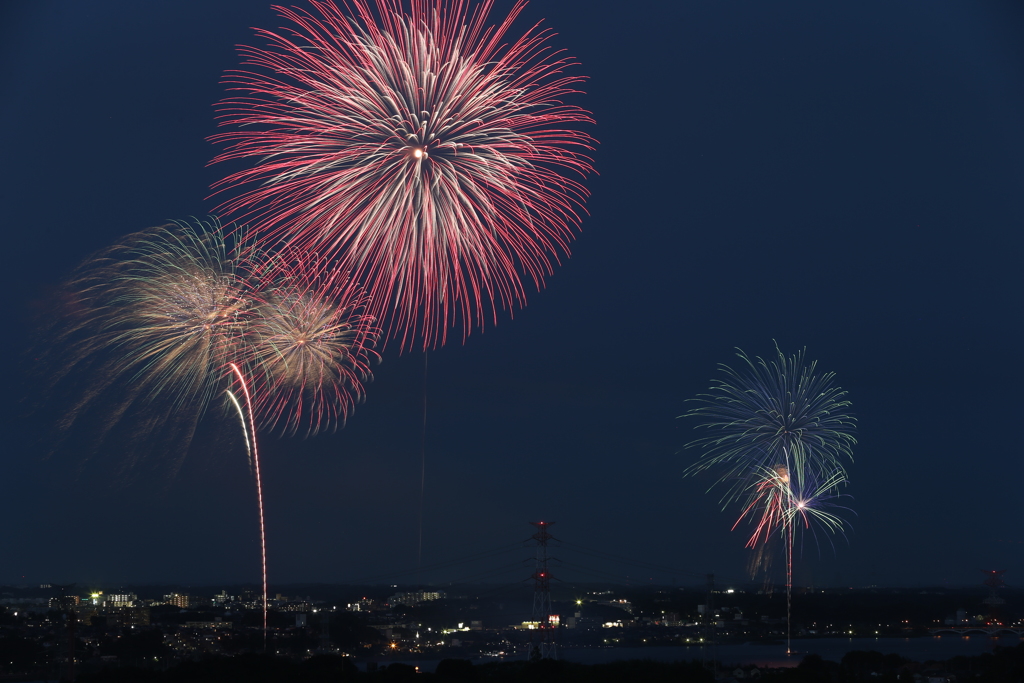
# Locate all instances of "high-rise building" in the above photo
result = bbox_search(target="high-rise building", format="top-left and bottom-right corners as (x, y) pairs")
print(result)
(164, 593), (192, 609)
(106, 594), (138, 608)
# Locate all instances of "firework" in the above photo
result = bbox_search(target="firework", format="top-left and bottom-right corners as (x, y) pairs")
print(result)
(735, 464), (850, 553)
(683, 345), (856, 654)
(41, 219), (380, 636)
(245, 257), (379, 437)
(50, 219), (378, 449)
(96, 224), (251, 403)
(210, 0), (596, 348)
(684, 346), (856, 507)
(41, 219), (255, 471)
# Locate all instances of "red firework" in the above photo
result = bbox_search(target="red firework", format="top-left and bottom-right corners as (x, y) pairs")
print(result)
(210, 0), (595, 348)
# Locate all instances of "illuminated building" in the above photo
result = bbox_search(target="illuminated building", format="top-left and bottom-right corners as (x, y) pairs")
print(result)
(388, 591), (445, 606)
(106, 594), (138, 608)
(164, 593), (193, 609)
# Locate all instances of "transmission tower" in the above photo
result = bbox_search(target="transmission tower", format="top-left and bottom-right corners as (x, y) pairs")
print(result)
(529, 521), (557, 660)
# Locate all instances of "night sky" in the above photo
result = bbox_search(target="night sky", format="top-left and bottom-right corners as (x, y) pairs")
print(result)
(2, 0), (1022, 590)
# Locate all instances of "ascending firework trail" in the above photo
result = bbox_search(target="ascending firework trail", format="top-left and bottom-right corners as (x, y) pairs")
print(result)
(417, 352), (428, 582)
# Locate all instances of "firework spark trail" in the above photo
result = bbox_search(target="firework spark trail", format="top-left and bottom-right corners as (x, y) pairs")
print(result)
(229, 363), (268, 640)
(226, 390), (254, 474)
(210, 0), (596, 348)
(786, 510), (794, 654)
(733, 464), (792, 550)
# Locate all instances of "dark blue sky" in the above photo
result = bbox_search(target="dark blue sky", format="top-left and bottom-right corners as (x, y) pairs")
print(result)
(1, 0), (1022, 589)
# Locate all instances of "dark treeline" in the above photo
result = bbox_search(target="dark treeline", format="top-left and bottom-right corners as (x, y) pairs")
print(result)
(76, 656), (712, 683)
(75, 644), (1024, 683)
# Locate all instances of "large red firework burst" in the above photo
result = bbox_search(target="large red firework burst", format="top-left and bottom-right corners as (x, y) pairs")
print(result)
(211, 0), (595, 348)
